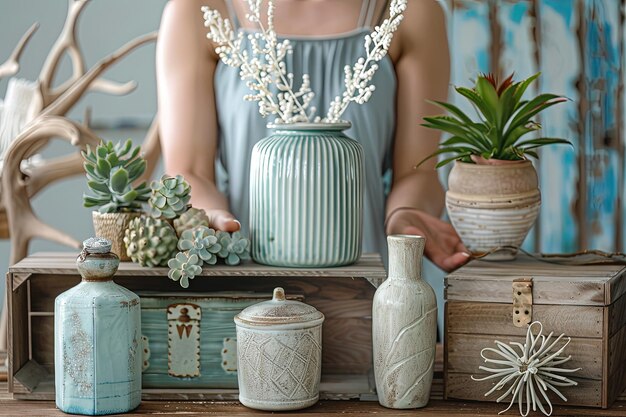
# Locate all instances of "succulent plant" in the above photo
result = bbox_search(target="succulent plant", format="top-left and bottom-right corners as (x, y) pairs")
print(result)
(418, 73), (572, 168)
(178, 226), (222, 265)
(148, 174), (191, 219)
(123, 216), (178, 267)
(173, 207), (210, 236)
(168, 251), (203, 288)
(216, 231), (251, 266)
(82, 139), (150, 213)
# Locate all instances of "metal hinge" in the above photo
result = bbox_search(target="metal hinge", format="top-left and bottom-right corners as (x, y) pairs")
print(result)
(512, 278), (533, 327)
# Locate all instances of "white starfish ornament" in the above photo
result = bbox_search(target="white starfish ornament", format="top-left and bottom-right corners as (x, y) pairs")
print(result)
(472, 321), (580, 416)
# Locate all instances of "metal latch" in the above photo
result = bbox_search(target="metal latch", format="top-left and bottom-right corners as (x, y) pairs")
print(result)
(167, 303), (201, 377)
(512, 278), (533, 327)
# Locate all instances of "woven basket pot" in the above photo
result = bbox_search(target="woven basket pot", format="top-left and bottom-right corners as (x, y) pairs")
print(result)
(445, 159), (541, 260)
(92, 211), (141, 261)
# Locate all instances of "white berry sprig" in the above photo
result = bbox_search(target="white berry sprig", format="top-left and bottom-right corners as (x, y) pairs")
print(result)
(202, 0), (407, 124)
(322, 0), (407, 122)
(203, 1), (313, 124)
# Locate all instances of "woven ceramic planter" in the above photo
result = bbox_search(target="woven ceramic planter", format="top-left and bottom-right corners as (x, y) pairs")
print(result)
(249, 123), (364, 267)
(234, 287), (324, 411)
(445, 160), (541, 260)
(92, 211), (140, 261)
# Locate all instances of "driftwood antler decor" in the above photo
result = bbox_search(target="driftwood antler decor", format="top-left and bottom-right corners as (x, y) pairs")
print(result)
(0, 0), (159, 349)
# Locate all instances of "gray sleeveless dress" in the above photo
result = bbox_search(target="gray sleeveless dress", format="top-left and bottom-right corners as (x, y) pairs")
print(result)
(214, 0), (396, 261)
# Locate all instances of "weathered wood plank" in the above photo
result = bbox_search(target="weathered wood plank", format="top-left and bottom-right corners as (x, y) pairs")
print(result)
(8, 371), (374, 402)
(444, 0), (491, 185)
(451, 0), (491, 85)
(536, 0), (581, 253)
(446, 274), (606, 306)
(30, 316), (53, 370)
(448, 255), (625, 277)
(582, 0), (621, 252)
(446, 332), (602, 380)
(608, 268), (626, 304)
(445, 256), (625, 305)
(621, 0), (626, 252)
(608, 287), (626, 337)
(446, 372), (603, 408)
(10, 253), (386, 282)
(608, 322), (626, 405)
(497, 0), (540, 252)
(446, 301), (603, 338)
(28, 273), (379, 312)
(322, 318), (372, 375)
(7, 273), (28, 394)
(616, 1), (626, 252)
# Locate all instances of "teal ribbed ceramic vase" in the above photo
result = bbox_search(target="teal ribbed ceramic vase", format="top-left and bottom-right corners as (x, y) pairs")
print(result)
(249, 123), (364, 267)
(55, 238), (142, 415)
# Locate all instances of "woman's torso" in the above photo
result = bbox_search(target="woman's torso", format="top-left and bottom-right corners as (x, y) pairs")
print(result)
(213, 0), (397, 260)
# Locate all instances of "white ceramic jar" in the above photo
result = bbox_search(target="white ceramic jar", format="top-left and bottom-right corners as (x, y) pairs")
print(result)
(234, 287), (324, 411)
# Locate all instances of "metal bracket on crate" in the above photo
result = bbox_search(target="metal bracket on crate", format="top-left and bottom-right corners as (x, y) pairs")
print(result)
(167, 303), (202, 377)
(512, 278), (533, 327)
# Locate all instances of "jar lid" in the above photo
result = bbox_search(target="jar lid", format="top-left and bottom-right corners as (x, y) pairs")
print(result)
(234, 287), (324, 329)
(83, 237), (112, 254)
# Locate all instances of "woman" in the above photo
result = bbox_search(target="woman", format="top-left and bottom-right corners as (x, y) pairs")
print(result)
(156, 0), (469, 272)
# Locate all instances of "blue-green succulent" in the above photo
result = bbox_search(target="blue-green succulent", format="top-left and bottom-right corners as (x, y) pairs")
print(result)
(167, 251), (203, 288)
(148, 174), (191, 219)
(82, 139), (150, 213)
(217, 231), (251, 266)
(178, 226), (222, 265)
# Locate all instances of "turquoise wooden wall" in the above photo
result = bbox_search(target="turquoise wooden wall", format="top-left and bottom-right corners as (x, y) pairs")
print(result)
(446, 0), (624, 253)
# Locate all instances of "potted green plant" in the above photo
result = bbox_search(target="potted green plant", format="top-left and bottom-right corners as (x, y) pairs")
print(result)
(419, 73), (571, 259)
(82, 139), (150, 260)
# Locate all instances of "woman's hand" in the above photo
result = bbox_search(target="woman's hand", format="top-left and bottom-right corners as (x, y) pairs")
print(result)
(386, 208), (470, 272)
(206, 209), (241, 232)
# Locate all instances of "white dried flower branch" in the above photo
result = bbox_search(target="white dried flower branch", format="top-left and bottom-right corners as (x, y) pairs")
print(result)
(471, 322), (580, 417)
(202, 0), (406, 124)
(323, 0), (407, 123)
(203, 1), (313, 124)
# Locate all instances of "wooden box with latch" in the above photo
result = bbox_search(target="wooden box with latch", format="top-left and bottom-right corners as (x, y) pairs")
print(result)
(7, 253), (386, 401)
(443, 254), (626, 408)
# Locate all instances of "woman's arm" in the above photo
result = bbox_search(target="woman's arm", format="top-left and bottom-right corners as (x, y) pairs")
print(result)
(157, 0), (239, 231)
(386, 0), (469, 271)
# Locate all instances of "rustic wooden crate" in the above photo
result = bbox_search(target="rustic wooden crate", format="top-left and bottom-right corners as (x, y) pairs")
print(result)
(444, 255), (626, 409)
(7, 252), (386, 401)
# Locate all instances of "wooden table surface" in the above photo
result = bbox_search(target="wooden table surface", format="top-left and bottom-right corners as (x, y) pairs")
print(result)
(1, 396), (626, 416)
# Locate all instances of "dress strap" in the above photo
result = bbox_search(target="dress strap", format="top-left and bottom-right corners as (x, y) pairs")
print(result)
(372, 0), (390, 27)
(363, 0), (377, 28)
(225, 0), (241, 30)
(356, 0), (371, 28)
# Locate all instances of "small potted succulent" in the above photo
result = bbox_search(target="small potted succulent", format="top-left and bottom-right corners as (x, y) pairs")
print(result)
(419, 73), (571, 259)
(83, 139), (150, 260)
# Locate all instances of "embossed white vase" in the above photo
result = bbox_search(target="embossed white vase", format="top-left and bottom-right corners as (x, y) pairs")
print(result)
(373, 235), (437, 409)
(249, 122), (364, 267)
(234, 287), (324, 411)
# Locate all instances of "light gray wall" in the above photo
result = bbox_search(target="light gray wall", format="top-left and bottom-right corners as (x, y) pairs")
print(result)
(0, 0), (168, 310)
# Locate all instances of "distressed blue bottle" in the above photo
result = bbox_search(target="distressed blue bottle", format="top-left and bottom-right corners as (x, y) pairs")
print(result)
(55, 237), (141, 415)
